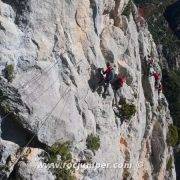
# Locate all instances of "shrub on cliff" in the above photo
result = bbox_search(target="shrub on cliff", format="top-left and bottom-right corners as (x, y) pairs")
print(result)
(178, 127), (180, 144)
(122, 169), (131, 179)
(46, 142), (75, 180)
(163, 70), (180, 127)
(86, 134), (100, 154)
(120, 101), (136, 120)
(167, 124), (178, 147)
(166, 156), (173, 172)
(4, 64), (14, 82)
(122, 0), (133, 18)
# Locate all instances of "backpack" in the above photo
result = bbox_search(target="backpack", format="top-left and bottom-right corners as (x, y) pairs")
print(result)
(109, 68), (116, 83)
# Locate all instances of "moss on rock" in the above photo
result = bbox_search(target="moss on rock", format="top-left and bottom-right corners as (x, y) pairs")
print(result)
(167, 124), (178, 147)
(5, 64), (14, 82)
(166, 156), (173, 172)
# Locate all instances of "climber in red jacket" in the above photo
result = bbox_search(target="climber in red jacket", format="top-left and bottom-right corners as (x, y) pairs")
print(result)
(118, 76), (126, 88)
(112, 75), (126, 91)
(152, 71), (161, 89)
(112, 75), (126, 105)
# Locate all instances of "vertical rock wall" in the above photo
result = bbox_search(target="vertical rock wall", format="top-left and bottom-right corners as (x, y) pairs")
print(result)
(0, 0), (176, 179)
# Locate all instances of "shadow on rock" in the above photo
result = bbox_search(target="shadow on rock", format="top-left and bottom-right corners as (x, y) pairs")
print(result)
(88, 65), (104, 95)
(1, 117), (47, 150)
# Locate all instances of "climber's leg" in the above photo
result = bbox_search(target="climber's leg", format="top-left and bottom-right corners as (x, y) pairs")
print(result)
(155, 79), (160, 89)
(103, 81), (110, 96)
(154, 79), (157, 88)
(92, 76), (104, 93)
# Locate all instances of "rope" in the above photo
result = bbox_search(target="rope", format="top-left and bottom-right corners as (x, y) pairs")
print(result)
(31, 88), (72, 174)
(3, 87), (71, 176)
(1, 57), (83, 175)
(0, 57), (82, 123)
(23, 59), (83, 102)
(0, 60), (59, 122)
(28, 77), (60, 103)
(19, 60), (59, 90)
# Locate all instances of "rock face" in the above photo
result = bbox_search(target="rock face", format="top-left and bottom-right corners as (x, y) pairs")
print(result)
(0, 0), (176, 179)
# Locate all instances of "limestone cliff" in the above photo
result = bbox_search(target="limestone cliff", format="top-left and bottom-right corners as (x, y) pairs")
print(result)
(0, 0), (176, 179)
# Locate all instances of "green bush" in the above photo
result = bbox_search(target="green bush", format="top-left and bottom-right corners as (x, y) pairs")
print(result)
(133, 0), (179, 67)
(178, 127), (180, 144)
(0, 89), (14, 116)
(5, 64), (14, 82)
(46, 142), (75, 180)
(122, 169), (131, 179)
(86, 134), (100, 154)
(0, 89), (5, 101)
(166, 156), (173, 172)
(0, 102), (11, 114)
(0, 165), (9, 172)
(163, 70), (180, 127)
(163, 69), (180, 153)
(122, 0), (133, 18)
(167, 124), (178, 147)
(120, 102), (136, 120)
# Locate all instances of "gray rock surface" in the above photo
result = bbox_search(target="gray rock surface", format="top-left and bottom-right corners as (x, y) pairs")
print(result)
(0, 0), (176, 179)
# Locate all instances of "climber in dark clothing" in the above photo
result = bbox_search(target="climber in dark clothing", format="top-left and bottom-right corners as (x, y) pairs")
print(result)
(103, 62), (113, 81)
(102, 62), (114, 96)
(96, 68), (105, 85)
(147, 55), (155, 67)
(144, 55), (155, 76)
(158, 83), (163, 96)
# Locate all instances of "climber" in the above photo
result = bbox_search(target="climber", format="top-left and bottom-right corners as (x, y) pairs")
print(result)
(158, 82), (163, 96)
(118, 75), (126, 88)
(102, 62), (115, 96)
(151, 71), (161, 89)
(112, 75), (126, 105)
(145, 55), (155, 76)
(112, 75), (126, 91)
(147, 55), (155, 67)
(103, 62), (113, 80)
(91, 67), (105, 93)
(97, 68), (105, 86)
(149, 61), (155, 76)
